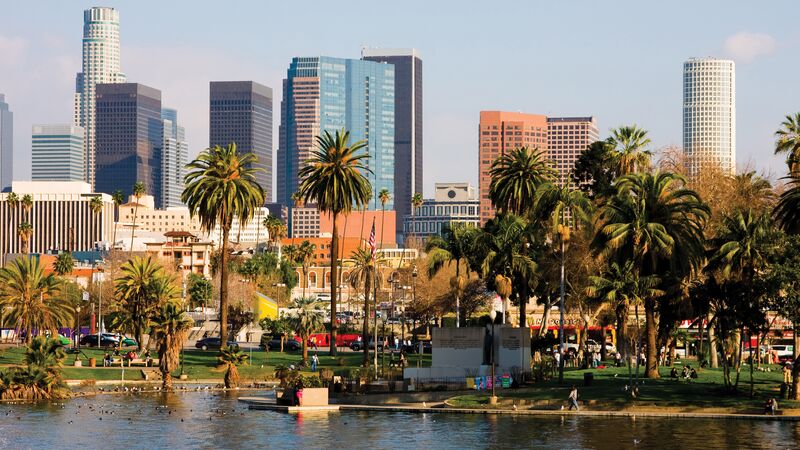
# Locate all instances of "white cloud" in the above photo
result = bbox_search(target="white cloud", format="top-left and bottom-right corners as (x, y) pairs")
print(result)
(723, 32), (777, 63)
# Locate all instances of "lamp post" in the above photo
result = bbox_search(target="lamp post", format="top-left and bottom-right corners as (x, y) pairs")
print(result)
(75, 305), (82, 349)
(489, 309), (497, 405)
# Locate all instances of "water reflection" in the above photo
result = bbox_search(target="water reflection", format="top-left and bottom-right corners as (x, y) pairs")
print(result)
(0, 392), (798, 449)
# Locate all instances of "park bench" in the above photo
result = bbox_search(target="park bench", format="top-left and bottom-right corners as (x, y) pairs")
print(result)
(127, 358), (159, 367)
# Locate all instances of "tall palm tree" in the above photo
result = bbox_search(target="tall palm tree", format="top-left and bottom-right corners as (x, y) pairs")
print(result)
(608, 125), (652, 174)
(111, 190), (125, 251)
(349, 247), (384, 366)
(115, 256), (167, 351)
(426, 223), (477, 327)
(775, 113), (800, 175)
(21, 194), (33, 219)
(288, 296), (325, 364)
(489, 146), (555, 216)
(182, 143), (265, 347)
(53, 252), (75, 277)
(707, 209), (772, 282)
(0, 257), (68, 344)
(536, 179), (592, 380)
(592, 171), (708, 378)
(129, 182), (146, 255)
(297, 129), (372, 356)
(150, 302), (193, 390)
(358, 191), (373, 249)
(775, 176), (800, 234)
(379, 188), (390, 246)
(18, 222), (33, 254)
(408, 192), (424, 249)
(89, 196), (103, 246)
(296, 240), (316, 297)
(6, 192), (19, 211)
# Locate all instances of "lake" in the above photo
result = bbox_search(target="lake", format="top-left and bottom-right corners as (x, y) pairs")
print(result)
(0, 390), (798, 449)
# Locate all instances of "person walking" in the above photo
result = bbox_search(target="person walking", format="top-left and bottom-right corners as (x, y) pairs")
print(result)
(311, 353), (319, 372)
(568, 385), (580, 411)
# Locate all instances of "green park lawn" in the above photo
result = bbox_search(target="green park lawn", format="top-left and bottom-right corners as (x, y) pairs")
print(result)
(0, 345), (431, 383)
(447, 364), (800, 412)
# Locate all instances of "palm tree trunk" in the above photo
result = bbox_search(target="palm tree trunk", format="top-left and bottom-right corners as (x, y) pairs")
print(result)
(219, 226), (231, 347)
(644, 298), (659, 378)
(130, 203), (139, 255)
(362, 272), (372, 366)
(792, 323), (800, 400)
(359, 206), (367, 249)
(302, 265), (307, 298)
(302, 340), (308, 364)
(707, 313), (719, 368)
(537, 298), (553, 338)
(163, 371), (173, 390)
(329, 212), (339, 356)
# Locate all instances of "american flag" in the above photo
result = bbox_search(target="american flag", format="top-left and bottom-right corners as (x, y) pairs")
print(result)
(368, 218), (377, 263)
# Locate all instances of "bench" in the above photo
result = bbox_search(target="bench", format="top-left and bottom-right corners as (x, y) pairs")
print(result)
(127, 358), (159, 367)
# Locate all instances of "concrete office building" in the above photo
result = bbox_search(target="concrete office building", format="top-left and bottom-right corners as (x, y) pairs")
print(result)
(73, 7), (126, 189)
(683, 58), (736, 175)
(362, 48), (423, 240)
(403, 183), (479, 240)
(546, 117), (599, 182)
(278, 56), (395, 209)
(0, 181), (114, 260)
(31, 125), (85, 182)
(94, 83), (162, 207)
(161, 108), (187, 208)
(209, 81), (273, 200)
(0, 94), (12, 192)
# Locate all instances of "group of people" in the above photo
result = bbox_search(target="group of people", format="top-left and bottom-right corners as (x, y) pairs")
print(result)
(669, 365), (698, 381)
(102, 349), (153, 367)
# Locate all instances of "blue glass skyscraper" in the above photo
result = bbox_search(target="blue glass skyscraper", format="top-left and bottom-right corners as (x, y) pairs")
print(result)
(278, 57), (395, 209)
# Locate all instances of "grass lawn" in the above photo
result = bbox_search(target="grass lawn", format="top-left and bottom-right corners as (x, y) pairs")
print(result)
(447, 364), (800, 412)
(0, 345), (431, 383)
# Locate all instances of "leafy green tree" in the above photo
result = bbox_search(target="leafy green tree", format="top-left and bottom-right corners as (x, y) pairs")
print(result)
(187, 273), (212, 308)
(766, 234), (800, 398)
(218, 345), (248, 388)
(53, 252), (75, 277)
(592, 171), (708, 378)
(775, 112), (800, 175)
(149, 303), (193, 390)
(297, 129), (372, 356)
(608, 125), (652, 174)
(774, 176), (800, 234)
(0, 257), (68, 344)
(426, 223), (478, 327)
(129, 182), (146, 255)
(114, 256), (171, 350)
(182, 143), (265, 347)
(288, 297), (325, 364)
(572, 140), (617, 199)
(259, 316), (292, 352)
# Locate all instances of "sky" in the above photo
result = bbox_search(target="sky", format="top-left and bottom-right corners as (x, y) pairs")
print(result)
(1, 0), (798, 197)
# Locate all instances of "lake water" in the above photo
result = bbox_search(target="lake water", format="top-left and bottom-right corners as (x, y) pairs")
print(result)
(1, 390), (799, 449)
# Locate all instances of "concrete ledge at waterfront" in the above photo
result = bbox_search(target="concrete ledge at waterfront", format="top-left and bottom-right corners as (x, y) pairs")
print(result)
(239, 396), (340, 413)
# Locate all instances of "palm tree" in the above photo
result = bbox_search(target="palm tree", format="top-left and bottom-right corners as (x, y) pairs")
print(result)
(775, 113), (800, 175)
(775, 176), (800, 234)
(359, 191), (373, 249)
(296, 240), (316, 297)
(111, 190), (125, 251)
(489, 146), (556, 216)
(18, 222), (33, 254)
(53, 252), (75, 277)
(379, 187), (390, 245)
(21, 194), (33, 219)
(6, 192), (19, 210)
(218, 345), (248, 389)
(114, 256), (166, 351)
(592, 171), (708, 378)
(297, 129), (372, 356)
(263, 214), (286, 253)
(407, 192), (424, 248)
(707, 209), (772, 282)
(182, 143), (265, 347)
(0, 257), (68, 344)
(150, 303), (193, 390)
(426, 223), (477, 327)
(349, 247), (384, 366)
(288, 296), (325, 364)
(608, 125), (652, 174)
(129, 182), (146, 255)
(536, 179), (592, 379)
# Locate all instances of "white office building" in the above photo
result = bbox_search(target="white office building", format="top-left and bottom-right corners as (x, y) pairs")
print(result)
(73, 6), (126, 189)
(31, 125), (85, 182)
(403, 183), (480, 241)
(683, 58), (736, 176)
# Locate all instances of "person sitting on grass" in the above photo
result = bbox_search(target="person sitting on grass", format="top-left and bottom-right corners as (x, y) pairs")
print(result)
(689, 367), (698, 380)
(670, 367), (679, 379)
(103, 352), (112, 367)
(681, 365), (690, 380)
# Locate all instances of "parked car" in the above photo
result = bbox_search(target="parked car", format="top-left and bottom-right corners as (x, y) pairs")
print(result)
(80, 334), (119, 347)
(404, 341), (432, 354)
(261, 338), (302, 352)
(195, 337), (238, 350)
(772, 345), (794, 362)
(350, 339), (385, 352)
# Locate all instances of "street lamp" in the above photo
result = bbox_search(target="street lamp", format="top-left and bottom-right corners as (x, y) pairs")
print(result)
(489, 309), (497, 405)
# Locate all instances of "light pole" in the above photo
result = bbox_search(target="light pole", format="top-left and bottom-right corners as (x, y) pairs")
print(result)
(489, 309), (497, 405)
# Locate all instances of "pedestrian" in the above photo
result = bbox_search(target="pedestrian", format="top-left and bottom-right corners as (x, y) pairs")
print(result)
(614, 352), (622, 367)
(554, 349), (561, 368)
(568, 385), (580, 411)
(783, 363), (792, 384)
(311, 353), (319, 372)
(764, 397), (778, 416)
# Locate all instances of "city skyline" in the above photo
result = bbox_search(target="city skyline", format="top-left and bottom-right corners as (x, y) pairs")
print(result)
(0, 1), (796, 197)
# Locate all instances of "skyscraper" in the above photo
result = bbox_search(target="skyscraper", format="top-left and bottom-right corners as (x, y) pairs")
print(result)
(31, 124), (85, 182)
(209, 81), (273, 200)
(94, 83), (162, 206)
(478, 111), (548, 224)
(161, 108), (187, 208)
(73, 6), (126, 189)
(546, 116), (599, 182)
(362, 48), (422, 240)
(278, 56), (395, 209)
(683, 58), (736, 175)
(0, 94), (12, 192)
